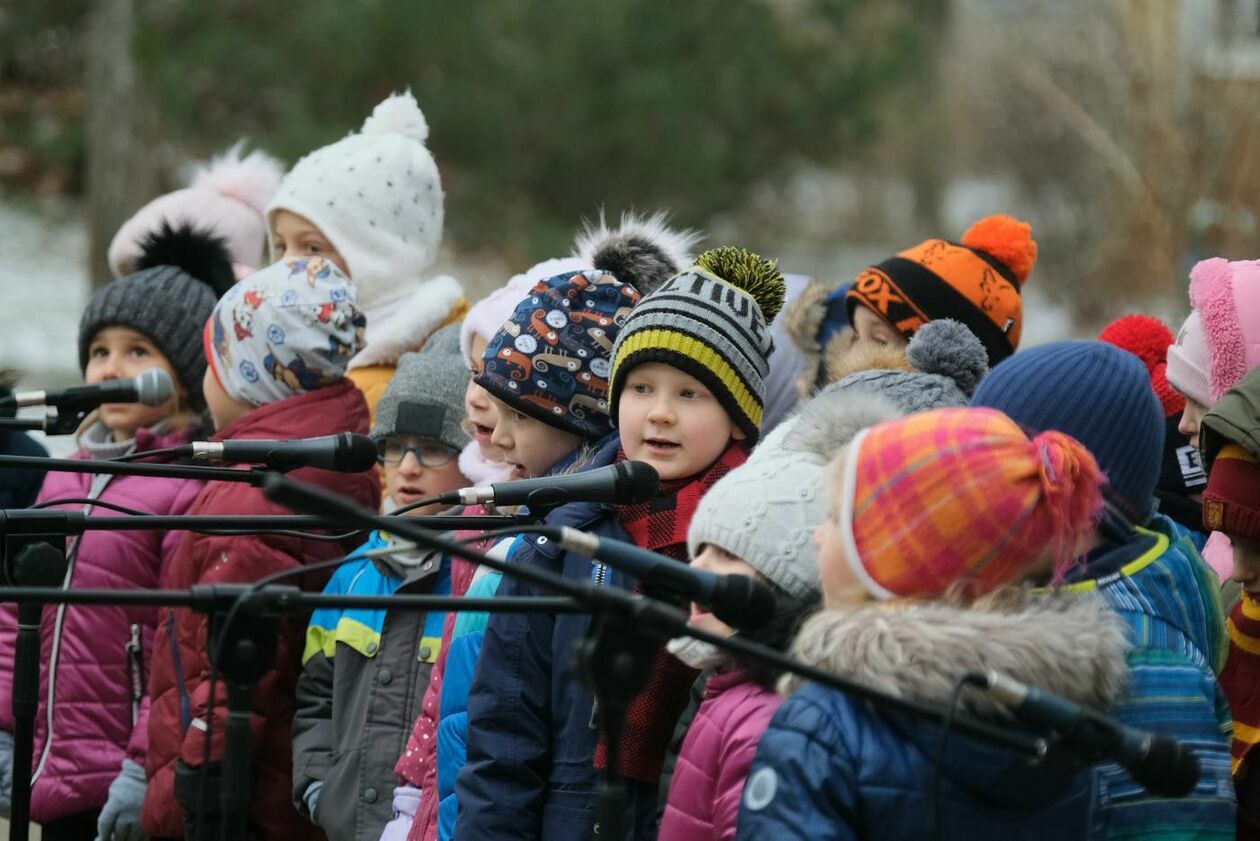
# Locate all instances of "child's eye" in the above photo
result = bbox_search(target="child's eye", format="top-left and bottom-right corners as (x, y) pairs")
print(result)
(513, 411), (527, 422)
(90, 347), (109, 359)
(631, 383), (651, 394)
(129, 346), (149, 358)
(305, 242), (323, 255)
(680, 389), (699, 399)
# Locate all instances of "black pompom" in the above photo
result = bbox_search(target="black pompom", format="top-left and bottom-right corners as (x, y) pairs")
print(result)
(134, 221), (236, 297)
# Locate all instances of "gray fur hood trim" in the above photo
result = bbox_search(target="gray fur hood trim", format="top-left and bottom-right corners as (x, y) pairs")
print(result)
(781, 595), (1130, 716)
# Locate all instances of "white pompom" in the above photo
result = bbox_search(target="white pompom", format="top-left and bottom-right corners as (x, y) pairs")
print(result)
(361, 90), (429, 143)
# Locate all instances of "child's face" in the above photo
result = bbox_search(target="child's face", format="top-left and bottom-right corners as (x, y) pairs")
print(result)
(202, 367), (252, 431)
(84, 327), (183, 440)
(851, 304), (907, 349)
(487, 394), (582, 479)
(379, 434), (468, 516)
(464, 335), (504, 463)
(1229, 535), (1260, 597)
(1178, 396), (1210, 450)
(690, 543), (761, 638)
(618, 363), (745, 482)
(814, 449), (863, 608)
(271, 210), (350, 277)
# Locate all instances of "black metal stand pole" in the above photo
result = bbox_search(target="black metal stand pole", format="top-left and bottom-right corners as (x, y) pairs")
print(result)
(6, 541), (69, 841)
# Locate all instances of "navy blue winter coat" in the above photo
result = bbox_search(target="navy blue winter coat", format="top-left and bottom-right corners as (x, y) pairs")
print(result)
(736, 595), (1134, 841)
(455, 434), (643, 841)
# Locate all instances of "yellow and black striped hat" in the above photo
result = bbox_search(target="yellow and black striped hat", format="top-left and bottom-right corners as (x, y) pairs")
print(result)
(609, 247), (785, 443)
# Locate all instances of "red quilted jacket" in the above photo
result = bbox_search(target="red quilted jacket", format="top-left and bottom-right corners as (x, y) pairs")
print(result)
(141, 380), (380, 840)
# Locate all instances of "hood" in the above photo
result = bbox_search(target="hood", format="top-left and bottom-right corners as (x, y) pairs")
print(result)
(350, 274), (465, 369)
(784, 594), (1130, 804)
(1200, 364), (1260, 470)
(210, 378), (370, 444)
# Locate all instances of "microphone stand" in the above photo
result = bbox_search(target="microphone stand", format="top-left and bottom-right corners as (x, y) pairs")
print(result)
(0, 413), (86, 436)
(0, 448), (544, 841)
(259, 474), (1050, 841)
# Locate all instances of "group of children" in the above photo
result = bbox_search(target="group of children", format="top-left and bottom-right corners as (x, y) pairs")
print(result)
(0, 89), (1259, 841)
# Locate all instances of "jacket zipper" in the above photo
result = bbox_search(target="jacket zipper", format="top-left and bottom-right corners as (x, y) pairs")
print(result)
(588, 559), (610, 729)
(126, 623), (144, 727)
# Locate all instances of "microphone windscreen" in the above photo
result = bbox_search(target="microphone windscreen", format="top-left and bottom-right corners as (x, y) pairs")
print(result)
(713, 574), (778, 629)
(136, 368), (175, 407)
(1131, 735), (1200, 798)
(617, 461), (660, 505)
(341, 433), (381, 473)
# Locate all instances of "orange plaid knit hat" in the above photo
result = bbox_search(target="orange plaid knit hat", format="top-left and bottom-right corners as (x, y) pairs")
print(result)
(834, 407), (1105, 599)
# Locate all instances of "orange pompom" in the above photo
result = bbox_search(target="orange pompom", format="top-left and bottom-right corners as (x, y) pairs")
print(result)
(961, 214), (1038, 286)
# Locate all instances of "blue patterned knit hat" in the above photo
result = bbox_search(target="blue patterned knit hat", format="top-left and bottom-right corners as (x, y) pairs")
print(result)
(476, 269), (641, 440)
(971, 340), (1164, 524)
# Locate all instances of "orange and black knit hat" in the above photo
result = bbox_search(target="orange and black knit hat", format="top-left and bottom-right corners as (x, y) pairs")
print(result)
(846, 214), (1037, 367)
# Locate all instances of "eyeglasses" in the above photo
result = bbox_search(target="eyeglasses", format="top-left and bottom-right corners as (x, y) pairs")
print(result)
(376, 436), (458, 467)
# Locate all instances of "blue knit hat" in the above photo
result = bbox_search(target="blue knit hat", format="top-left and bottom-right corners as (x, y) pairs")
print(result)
(970, 340), (1164, 524)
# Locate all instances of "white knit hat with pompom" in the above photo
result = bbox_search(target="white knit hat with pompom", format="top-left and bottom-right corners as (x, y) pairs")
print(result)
(109, 141), (284, 279)
(266, 90), (446, 312)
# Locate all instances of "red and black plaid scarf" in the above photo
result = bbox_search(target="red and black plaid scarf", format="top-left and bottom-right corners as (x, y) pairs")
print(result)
(594, 441), (750, 784)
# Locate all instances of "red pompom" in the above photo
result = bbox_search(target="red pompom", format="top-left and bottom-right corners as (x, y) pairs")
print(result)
(961, 214), (1038, 285)
(1100, 314), (1185, 416)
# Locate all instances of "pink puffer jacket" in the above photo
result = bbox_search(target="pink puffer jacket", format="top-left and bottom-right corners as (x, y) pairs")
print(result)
(0, 423), (203, 823)
(657, 669), (782, 841)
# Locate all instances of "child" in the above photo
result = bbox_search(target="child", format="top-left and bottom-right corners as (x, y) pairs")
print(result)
(972, 340), (1237, 838)
(1101, 315), (1208, 541)
(266, 92), (468, 420)
(844, 213), (1037, 367)
(0, 226), (233, 840)
(385, 257), (583, 841)
(458, 246), (785, 841)
(1198, 365), (1260, 835)
(737, 407), (1129, 840)
(655, 392), (900, 841)
(141, 256), (381, 841)
(110, 142), (284, 280)
(292, 324), (471, 841)
(410, 218), (694, 841)
(1167, 257), (1260, 584)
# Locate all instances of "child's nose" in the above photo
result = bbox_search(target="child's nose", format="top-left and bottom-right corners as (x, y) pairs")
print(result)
(647, 398), (675, 424)
(399, 450), (424, 476)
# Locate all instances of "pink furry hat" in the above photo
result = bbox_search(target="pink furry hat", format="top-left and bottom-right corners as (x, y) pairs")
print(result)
(108, 142), (284, 280)
(1186, 257), (1260, 402)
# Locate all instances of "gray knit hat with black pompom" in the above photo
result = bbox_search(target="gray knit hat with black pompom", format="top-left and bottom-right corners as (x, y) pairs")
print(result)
(824, 319), (989, 413)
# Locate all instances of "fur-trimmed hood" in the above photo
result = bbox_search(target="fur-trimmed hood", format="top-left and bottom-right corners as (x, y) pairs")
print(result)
(782, 594), (1130, 715)
(350, 274), (465, 369)
(780, 593), (1129, 806)
(783, 278), (854, 398)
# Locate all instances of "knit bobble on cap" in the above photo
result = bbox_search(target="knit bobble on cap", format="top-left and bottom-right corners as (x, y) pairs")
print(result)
(905, 319), (988, 397)
(694, 246), (787, 320)
(961, 214), (1038, 286)
(360, 90), (429, 142)
(1032, 429), (1106, 582)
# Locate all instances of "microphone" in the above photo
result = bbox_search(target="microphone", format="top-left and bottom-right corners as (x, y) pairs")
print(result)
(1, 368), (174, 411)
(556, 527), (777, 630)
(177, 432), (378, 473)
(440, 461), (660, 509)
(983, 671), (1200, 797)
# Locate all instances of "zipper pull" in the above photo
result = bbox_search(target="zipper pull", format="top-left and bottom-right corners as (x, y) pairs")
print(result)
(126, 624), (144, 708)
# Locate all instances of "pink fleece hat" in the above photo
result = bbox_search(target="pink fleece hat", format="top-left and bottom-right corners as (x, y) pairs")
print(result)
(1185, 257), (1260, 403)
(109, 142), (284, 280)
(457, 257), (585, 365)
(1166, 310), (1212, 408)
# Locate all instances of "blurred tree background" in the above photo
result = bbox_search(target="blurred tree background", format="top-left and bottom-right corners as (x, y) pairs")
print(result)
(0, 0), (940, 286)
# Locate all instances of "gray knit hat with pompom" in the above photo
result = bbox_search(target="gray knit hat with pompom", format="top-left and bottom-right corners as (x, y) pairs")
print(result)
(824, 319), (988, 412)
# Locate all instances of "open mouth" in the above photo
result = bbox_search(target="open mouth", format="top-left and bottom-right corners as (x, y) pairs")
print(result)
(472, 422), (494, 442)
(644, 438), (680, 452)
(394, 486), (427, 502)
(509, 462), (528, 479)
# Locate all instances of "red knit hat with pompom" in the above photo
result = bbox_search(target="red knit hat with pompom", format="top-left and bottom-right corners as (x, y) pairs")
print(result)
(847, 213), (1036, 366)
(1099, 314), (1185, 418)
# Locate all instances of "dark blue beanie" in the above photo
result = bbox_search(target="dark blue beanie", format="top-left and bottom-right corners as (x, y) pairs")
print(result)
(970, 340), (1165, 524)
